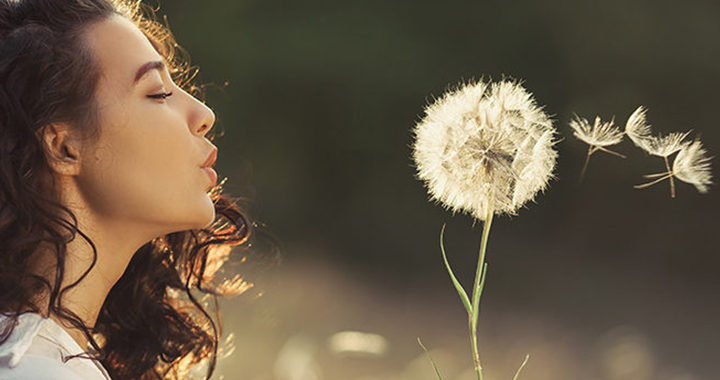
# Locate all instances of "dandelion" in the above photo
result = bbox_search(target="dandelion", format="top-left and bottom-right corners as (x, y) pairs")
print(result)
(635, 138), (713, 194)
(411, 78), (556, 380)
(569, 114), (626, 179)
(412, 79), (558, 221)
(625, 106), (696, 197)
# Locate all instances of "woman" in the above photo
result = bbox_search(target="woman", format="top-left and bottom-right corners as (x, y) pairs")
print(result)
(0, 0), (254, 379)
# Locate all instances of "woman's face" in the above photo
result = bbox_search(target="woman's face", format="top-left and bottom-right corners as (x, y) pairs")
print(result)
(76, 15), (218, 236)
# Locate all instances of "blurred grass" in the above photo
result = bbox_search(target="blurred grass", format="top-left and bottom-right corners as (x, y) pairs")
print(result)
(214, 253), (700, 380)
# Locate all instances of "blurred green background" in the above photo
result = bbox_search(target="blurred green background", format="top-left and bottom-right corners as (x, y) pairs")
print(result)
(151, 0), (719, 379)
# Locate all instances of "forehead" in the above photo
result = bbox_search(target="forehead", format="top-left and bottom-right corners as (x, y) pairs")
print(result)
(84, 15), (163, 88)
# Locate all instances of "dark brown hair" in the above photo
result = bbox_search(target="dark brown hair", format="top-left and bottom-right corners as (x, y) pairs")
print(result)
(0, 0), (264, 379)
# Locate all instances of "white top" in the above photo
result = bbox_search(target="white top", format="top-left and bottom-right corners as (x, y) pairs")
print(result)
(0, 312), (112, 380)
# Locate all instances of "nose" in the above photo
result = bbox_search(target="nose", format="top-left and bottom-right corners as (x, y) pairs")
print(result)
(189, 94), (216, 137)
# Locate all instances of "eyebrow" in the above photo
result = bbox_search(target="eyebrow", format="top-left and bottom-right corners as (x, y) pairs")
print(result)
(133, 60), (165, 84)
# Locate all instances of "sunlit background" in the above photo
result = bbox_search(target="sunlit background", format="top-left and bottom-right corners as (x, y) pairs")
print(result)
(150, 0), (719, 379)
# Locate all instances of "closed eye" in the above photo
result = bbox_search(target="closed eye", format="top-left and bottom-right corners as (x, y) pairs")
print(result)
(147, 91), (173, 100)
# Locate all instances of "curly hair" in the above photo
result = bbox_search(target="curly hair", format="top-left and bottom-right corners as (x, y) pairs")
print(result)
(0, 0), (262, 379)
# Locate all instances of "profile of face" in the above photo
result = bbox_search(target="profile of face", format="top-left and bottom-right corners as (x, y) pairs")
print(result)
(61, 14), (218, 239)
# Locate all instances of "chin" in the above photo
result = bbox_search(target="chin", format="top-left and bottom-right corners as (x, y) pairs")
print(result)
(198, 197), (217, 229)
(171, 192), (217, 232)
(201, 211), (216, 229)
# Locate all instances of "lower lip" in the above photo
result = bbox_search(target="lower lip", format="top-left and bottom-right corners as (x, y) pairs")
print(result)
(202, 167), (217, 187)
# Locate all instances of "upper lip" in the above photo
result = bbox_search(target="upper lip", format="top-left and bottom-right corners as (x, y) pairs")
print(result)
(201, 147), (218, 168)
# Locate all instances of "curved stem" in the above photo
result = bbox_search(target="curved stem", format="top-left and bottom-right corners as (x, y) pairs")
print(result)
(469, 193), (495, 380)
(513, 354), (531, 380)
(417, 337), (444, 380)
(440, 223), (472, 315)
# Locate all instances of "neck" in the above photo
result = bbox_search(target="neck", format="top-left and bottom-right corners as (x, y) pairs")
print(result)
(30, 216), (154, 351)
(27, 177), (189, 352)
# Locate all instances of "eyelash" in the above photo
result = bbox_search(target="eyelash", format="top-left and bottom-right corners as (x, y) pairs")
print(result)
(147, 91), (173, 100)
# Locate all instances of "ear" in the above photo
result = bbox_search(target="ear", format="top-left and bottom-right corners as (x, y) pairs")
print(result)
(37, 123), (83, 176)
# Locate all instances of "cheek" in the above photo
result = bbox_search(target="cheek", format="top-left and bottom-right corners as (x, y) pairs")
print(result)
(78, 109), (214, 230)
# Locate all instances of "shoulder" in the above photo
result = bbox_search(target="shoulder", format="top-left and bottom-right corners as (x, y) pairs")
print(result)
(0, 353), (87, 380)
(0, 313), (110, 380)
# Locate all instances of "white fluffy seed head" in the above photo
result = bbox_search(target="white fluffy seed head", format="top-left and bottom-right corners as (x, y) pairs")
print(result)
(625, 105), (654, 152)
(647, 131), (691, 157)
(411, 79), (558, 221)
(673, 139), (713, 193)
(569, 115), (624, 147)
(625, 105), (690, 157)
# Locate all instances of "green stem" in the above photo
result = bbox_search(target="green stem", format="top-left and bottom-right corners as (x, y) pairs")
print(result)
(469, 195), (495, 380)
(440, 223), (472, 315)
(417, 337), (444, 380)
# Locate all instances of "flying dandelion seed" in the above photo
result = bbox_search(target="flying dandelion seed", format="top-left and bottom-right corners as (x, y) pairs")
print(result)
(625, 106), (655, 153)
(674, 139), (713, 192)
(625, 106), (690, 157)
(569, 114), (626, 180)
(635, 138), (713, 194)
(645, 131), (692, 158)
(411, 79), (558, 221)
(624, 106), (696, 197)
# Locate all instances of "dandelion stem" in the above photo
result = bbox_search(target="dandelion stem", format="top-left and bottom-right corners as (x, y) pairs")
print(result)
(664, 156), (676, 198)
(468, 262), (487, 380)
(579, 146), (594, 182)
(469, 192), (495, 380)
(633, 173), (673, 189)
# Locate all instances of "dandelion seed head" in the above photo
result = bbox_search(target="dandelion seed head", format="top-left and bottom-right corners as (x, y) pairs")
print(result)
(673, 139), (713, 193)
(625, 106), (690, 157)
(412, 79), (558, 221)
(625, 105), (654, 152)
(647, 131), (691, 157)
(570, 115), (624, 147)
